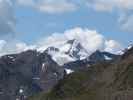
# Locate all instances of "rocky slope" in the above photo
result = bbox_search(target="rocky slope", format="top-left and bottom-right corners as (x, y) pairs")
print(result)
(0, 50), (64, 100)
(0, 41), (121, 100)
(63, 50), (119, 72)
(28, 46), (133, 100)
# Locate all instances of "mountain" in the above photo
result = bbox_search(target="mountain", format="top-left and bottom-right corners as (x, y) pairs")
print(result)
(28, 46), (133, 100)
(0, 39), (122, 100)
(44, 39), (119, 66)
(63, 50), (119, 72)
(43, 39), (89, 65)
(88, 50), (119, 62)
(44, 40), (119, 74)
(0, 50), (64, 100)
(65, 39), (89, 60)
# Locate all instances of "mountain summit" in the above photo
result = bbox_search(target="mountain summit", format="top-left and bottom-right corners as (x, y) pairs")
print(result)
(44, 39), (89, 65)
(43, 39), (120, 66)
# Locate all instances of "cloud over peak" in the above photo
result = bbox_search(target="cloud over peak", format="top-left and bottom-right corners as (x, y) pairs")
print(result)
(38, 27), (123, 54)
(0, 27), (123, 56)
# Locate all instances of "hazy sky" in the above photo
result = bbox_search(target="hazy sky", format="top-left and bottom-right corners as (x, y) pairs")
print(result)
(0, 0), (133, 55)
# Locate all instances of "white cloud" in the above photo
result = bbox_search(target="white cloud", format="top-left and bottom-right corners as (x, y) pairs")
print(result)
(38, 27), (122, 54)
(86, 0), (133, 32)
(16, 0), (34, 6)
(16, 42), (36, 52)
(0, 0), (15, 35)
(37, 0), (77, 14)
(0, 40), (36, 56)
(0, 40), (7, 51)
(16, 0), (77, 14)
(87, 0), (114, 12)
(121, 15), (133, 32)
(87, 0), (133, 12)
(104, 40), (122, 54)
(0, 27), (123, 56)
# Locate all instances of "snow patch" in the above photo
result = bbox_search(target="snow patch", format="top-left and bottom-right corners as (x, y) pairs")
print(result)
(8, 56), (14, 59)
(19, 89), (23, 94)
(53, 73), (57, 77)
(7, 56), (16, 62)
(60, 44), (71, 53)
(42, 63), (46, 71)
(52, 53), (75, 66)
(104, 55), (112, 60)
(32, 77), (40, 80)
(65, 68), (74, 74)
(127, 45), (132, 50)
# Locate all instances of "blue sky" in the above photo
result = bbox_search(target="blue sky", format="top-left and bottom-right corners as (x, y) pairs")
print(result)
(13, 0), (133, 46)
(0, 0), (133, 55)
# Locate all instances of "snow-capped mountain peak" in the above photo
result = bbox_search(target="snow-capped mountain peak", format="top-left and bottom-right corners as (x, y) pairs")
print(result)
(66, 39), (89, 60)
(38, 39), (120, 66)
(43, 39), (89, 65)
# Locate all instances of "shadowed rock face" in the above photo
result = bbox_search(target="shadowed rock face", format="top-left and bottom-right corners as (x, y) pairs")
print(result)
(66, 39), (89, 60)
(63, 50), (119, 71)
(89, 50), (120, 63)
(0, 50), (64, 100)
